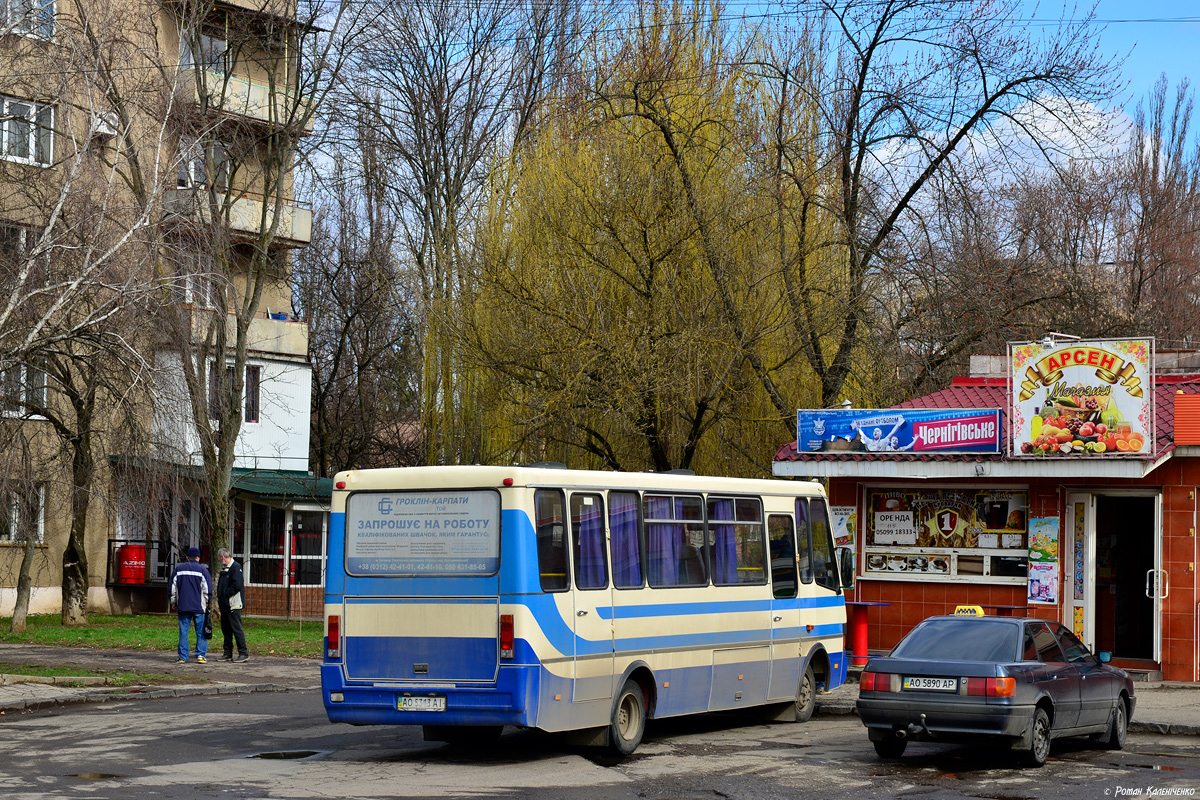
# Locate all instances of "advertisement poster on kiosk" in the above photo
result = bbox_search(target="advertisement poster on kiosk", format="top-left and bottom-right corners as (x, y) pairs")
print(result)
(1010, 338), (1153, 457)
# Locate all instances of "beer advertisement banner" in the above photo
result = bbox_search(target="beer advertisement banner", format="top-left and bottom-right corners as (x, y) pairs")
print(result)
(1010, 338), (1153, 457)
(797, 408), (1002, 454)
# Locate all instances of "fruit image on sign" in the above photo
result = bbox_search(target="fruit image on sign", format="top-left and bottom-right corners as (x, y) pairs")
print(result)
(1009, 339), (1153, 457)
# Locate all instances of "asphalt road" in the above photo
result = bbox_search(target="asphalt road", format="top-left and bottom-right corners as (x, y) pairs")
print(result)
(2, 689), (1198, 800)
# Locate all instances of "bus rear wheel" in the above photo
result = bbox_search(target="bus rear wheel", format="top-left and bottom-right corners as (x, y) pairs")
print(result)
(609, 679), (646, 756)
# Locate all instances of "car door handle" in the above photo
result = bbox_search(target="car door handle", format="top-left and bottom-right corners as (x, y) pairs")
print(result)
(577, 610), (588, 617)
(773, 616), (783, 622)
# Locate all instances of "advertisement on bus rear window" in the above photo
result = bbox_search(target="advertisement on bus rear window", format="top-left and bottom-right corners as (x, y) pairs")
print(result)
(346, 490), (500, 576)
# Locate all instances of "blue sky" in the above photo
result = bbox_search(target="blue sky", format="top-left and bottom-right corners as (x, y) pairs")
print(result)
(1026, 1), (1197, 106)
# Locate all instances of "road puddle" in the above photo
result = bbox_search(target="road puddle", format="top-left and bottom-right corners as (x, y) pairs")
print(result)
(249, 750), (321, 760)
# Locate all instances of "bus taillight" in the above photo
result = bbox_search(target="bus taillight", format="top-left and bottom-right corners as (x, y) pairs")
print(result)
(500, 614), (514, 659)
(327, 615), (341, 659)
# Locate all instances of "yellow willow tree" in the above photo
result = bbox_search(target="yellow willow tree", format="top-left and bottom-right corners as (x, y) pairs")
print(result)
(467, 1), (826, 475)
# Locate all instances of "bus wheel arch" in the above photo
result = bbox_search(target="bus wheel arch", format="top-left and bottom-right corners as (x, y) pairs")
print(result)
(617, 662), (657, 719)
(804, 647), (831, 694)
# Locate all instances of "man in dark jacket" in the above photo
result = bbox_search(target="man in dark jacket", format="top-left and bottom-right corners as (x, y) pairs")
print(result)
(216, 547), (250, 662)
(170, 547), (213, 663)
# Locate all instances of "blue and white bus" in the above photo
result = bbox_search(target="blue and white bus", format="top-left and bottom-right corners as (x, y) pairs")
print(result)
(321, 465), (848, 754)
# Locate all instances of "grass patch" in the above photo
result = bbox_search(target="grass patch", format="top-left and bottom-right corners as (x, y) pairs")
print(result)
(0, 614), (321, 659)
(0, 661), (188, 686)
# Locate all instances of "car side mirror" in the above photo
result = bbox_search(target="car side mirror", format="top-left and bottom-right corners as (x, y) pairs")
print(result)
(1098, 651), (1112, 663)
(836, 546), (855, 591)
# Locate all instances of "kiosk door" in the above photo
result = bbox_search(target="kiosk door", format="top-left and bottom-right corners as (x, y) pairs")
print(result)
(1064, 494), (1096, 650)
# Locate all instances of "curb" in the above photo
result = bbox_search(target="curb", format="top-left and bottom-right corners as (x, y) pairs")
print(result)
(0, 674), (108, 687)
(1128, 721), (1200, 736)
(0, 683), (300, 714)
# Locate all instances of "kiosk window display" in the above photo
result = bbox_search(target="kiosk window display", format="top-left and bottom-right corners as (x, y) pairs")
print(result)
(862, 487), (1029, 583)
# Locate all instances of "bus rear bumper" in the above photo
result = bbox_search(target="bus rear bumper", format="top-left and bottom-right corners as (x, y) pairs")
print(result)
(321, 663), (538, 728)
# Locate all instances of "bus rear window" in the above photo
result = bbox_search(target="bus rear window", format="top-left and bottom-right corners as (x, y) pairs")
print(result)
(345, 490), (500, 576)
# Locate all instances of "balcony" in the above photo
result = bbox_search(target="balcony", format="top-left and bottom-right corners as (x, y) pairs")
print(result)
(164, 189), (312, 247)
(180, 70), (315, 133)
(241, 311), (309, 359)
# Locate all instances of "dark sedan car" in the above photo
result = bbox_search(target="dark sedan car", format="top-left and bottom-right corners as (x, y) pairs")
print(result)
(855, 613), (1136, 766)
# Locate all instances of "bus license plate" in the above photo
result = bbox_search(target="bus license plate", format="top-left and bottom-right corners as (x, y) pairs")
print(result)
(903, 677), (957, 692)
(399, 695), (446, 712)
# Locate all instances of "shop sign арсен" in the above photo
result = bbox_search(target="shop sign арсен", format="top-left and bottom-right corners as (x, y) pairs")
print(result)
(1010, 338), (1153, 457)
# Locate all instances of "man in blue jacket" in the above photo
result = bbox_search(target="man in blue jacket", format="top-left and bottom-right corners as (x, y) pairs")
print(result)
(170, 547), (213, 663)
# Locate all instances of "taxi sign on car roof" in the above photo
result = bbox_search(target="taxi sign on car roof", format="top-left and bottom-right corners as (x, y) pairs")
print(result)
(953, 605), (985, 616)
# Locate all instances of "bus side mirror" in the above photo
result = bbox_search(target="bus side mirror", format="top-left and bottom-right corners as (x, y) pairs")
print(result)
(836, 546), (854, 591)
(1098, 651), (1112, 663)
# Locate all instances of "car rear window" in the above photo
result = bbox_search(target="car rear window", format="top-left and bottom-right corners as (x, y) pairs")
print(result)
(891, 619), (1018, 662)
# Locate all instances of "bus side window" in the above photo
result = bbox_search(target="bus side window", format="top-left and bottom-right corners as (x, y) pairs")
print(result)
(795, 499), (813, 584)
(767, 514), (797, 599)
(644, 494), (707, 588)
(708, 496), (765, 586)
(534, 489), (569, 592)
(570, 493), (608, 590)
(609, 491), (643, 588)
(809, 500), (839, 593)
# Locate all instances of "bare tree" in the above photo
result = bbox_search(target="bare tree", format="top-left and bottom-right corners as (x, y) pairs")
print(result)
(0, 0), (175, 626)
(755, 0), (1122, 409)
(295, 128), (422, 476)
(149, 0), (357, 557)
(338, 0), (600, 465)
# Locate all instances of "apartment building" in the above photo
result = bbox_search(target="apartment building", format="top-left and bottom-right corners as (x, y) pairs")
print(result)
(0, 0), (329, 619)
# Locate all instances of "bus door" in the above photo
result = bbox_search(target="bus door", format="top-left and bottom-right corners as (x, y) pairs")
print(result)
(767, 513), (801, 700)
(569, 492), (615, 703)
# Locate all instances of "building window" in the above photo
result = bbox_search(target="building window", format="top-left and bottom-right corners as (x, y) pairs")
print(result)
(290, 510), (324, 586)
(249, 502), (284, 584)
(1, 96), (53, 166)
(207, 363), (233, 418)
(209, 363), (261, 422)
(244, 365), (259, 423)
(1, 361), (46, 416)
(0, 483), (44, 544)
(0, 222), (29, 261)
(172, 251), (219, 308)
(176, 139), (229, 190)
(180, 30), (227, 73)
(1, 0), (54, 38)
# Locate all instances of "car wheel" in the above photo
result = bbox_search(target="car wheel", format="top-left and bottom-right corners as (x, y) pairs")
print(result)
(609, 679), (646, 756)
(795, 663), (816, 723)
(874, 737), (907, 759)
(1022, 707), (1052, 767)
(1101, 698), (1128, 750)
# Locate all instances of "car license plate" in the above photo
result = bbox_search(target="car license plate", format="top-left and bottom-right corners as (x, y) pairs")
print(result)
(902, 676), (957, 692)
(398, 695), (446, 712)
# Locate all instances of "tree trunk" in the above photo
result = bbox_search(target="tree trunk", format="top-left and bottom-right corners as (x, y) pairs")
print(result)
(61, 436), (94, 626)
(10, 532), (37, 634)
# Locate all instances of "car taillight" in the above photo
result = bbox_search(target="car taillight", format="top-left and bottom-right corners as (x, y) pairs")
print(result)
(860, 671), (899, 692)
(965, 677), (1015, 697)
(326, 615), (340, 659)
(500, 614), (514, 659)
